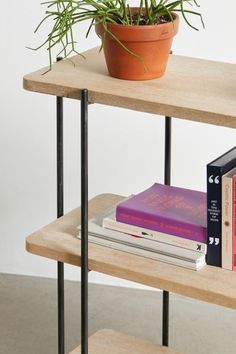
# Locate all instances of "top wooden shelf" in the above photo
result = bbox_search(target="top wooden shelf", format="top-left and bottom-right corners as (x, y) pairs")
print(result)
(23, 47), (236, 128)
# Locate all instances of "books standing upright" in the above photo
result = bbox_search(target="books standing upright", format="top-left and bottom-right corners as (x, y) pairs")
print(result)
(207, 146), (236, 267)
(116, 183), (207, 243)
(221, 166), (236, 270)
(233, 175), (236, 272)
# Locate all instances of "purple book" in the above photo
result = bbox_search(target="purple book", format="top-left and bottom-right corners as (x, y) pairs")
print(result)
(116, 183), (207, 243)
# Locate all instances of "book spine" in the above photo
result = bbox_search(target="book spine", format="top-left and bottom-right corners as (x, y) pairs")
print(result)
(221, 176), (233, 270)
(116, 207), (206, 243)
(103, 217), (207, 254)
(207, 165), (222, 267)
(233, 176), (236, 271)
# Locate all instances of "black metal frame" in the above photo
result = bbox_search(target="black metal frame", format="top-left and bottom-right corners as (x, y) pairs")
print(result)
(162, 52), (172, 347)
(80, 89), (89, 354)
(162, 116), (172, 346)
(56, 59), (65, 354)
(55, 86), (171, 354)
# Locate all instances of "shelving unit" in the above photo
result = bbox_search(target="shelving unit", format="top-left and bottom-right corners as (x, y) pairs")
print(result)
(24, 47), (236, 354)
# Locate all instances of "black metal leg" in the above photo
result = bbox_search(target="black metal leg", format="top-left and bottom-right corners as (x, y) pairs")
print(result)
(56, 57), (65, 354)
(57, 262), (65, 354)
(80, 89), (89, 354)
(162, 116), (172, 346)
(162, 290), (169, 346)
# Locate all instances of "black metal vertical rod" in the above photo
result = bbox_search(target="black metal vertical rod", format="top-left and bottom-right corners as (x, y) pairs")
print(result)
(80, 89), (89, 354)
(164, 117), (171, 186)
(56, 57), (65, 354)
(162, 116), (172, 347)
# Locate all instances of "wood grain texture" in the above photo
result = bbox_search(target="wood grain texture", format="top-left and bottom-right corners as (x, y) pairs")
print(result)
(69, 329), (182, 354)
(26, 193), (236, 310)
(23, 48), (236, 128)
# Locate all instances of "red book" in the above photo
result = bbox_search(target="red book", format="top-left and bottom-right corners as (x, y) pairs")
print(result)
(221, 167), (236, 270)
(233, 176), (236, 271)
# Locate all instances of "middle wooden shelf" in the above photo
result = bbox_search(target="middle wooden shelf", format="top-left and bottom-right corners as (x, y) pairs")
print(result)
(26, 193), (236, 310)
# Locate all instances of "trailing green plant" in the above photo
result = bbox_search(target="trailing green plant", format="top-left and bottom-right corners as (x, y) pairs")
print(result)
(31, 0), (204, 69)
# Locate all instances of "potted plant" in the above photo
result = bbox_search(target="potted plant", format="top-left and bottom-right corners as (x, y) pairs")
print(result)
(32, 0), (204, 80)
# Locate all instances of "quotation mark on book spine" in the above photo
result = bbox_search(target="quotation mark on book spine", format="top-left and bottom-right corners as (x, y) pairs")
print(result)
(209, 237), (220, 246)
(208, 175), (220, 184)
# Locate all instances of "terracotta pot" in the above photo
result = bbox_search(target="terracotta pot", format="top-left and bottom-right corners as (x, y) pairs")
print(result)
(95, 12), (179, 80)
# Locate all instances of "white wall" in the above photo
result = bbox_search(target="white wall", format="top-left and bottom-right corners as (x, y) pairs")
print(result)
(0, 1), (235, 287)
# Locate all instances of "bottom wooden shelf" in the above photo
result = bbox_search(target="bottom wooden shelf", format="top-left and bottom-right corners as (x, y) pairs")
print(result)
(69, 329), (182, 354)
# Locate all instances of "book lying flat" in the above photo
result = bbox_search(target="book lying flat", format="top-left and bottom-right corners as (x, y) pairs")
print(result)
(116, 183), (207, 243)
(85, 234), (205, 271)
(78, 208), (206, 271)
(103, 210), (207, 254)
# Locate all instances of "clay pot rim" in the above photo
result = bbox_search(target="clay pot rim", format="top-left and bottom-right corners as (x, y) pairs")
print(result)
(95, 12), (179, 41)
(98, 11), (179, 31)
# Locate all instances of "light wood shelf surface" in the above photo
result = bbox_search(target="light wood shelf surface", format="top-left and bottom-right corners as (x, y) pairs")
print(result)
(23, 48), (236, 128)
(69, 329), (182, 354)
(26, 193), (236, 310)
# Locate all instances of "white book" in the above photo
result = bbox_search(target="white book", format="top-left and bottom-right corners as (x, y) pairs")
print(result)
(81, 234), (205, 271)
(78, 208), (206, 266)
(103, 210), (207, 254)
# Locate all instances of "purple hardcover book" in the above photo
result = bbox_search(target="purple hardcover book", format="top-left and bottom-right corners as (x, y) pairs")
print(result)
(116, 183), (207, 243)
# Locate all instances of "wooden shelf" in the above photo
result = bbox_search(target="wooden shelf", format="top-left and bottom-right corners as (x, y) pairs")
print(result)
(69, 329), (182, 354)
(26, 193), (236, 310)
(23, 47), (236, 128)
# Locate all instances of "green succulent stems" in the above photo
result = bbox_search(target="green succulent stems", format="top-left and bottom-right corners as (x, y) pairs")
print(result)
(31, 0), (204, 69)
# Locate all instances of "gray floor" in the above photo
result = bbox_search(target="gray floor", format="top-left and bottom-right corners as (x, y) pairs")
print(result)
(0, 274), (236, 354)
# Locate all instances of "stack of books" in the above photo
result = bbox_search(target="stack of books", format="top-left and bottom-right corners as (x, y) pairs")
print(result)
(207, 146), (236, 270)
(79, 183), (207, 271)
